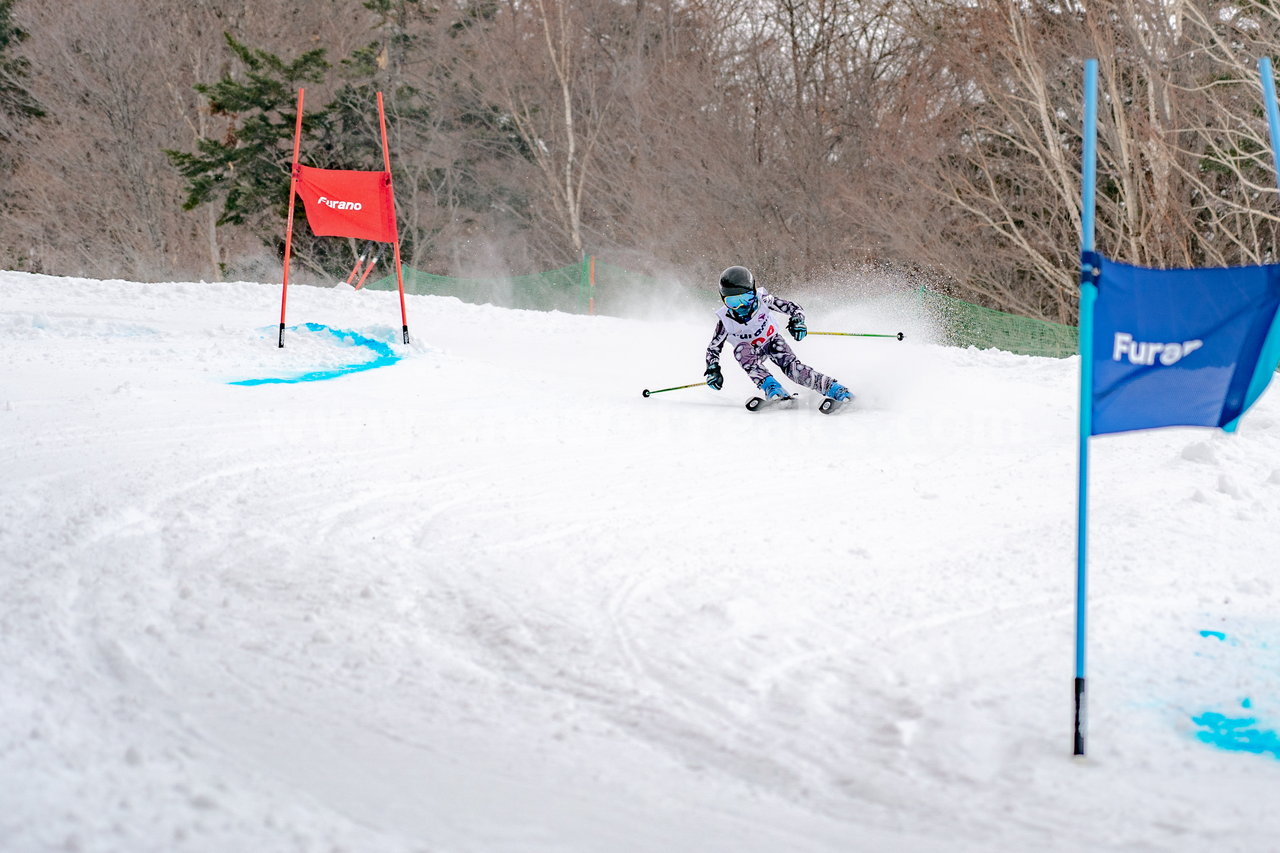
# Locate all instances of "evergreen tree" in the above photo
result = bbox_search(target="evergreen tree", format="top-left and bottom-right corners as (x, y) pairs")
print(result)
(166, 36), (328, 249)
(168, 33), (416, 279)
(171, 10), (534, 281)
(168, 34), (401, 278)
(0, 0), (44, 162)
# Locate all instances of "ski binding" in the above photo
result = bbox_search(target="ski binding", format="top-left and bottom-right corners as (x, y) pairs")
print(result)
(745, 393), (798, 412)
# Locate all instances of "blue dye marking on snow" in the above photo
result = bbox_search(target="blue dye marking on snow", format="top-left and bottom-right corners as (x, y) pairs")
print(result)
(1192, 711), (1280, 760)
(230, 323), (400, 386)
(1189, 626), (1277, 759)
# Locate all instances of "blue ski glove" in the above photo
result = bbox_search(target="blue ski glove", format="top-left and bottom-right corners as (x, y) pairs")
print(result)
(788, 315), (807, 341)
(704, 363), (723, 390)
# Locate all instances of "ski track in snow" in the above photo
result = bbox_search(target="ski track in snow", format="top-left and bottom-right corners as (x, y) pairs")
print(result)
(2, 270), (1280, 852)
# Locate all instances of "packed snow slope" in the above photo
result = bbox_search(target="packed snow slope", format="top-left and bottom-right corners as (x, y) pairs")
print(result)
(3, 270), (1280, 853)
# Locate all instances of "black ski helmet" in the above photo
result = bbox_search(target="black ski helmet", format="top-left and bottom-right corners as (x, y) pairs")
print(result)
(718, 266), (755, 298)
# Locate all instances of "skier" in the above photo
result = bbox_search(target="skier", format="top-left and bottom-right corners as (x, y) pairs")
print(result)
(703, 265), (853, 405)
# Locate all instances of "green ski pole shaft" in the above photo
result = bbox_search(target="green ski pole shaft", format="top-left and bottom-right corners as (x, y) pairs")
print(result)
(642, 382), (704, 398)
(809, 331), (905, 340)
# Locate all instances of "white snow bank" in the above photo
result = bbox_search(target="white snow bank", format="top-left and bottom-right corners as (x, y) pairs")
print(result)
(1, 270), (1279, 852)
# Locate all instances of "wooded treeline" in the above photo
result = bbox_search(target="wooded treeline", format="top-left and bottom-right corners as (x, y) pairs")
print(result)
(4, 0), (1280, 322)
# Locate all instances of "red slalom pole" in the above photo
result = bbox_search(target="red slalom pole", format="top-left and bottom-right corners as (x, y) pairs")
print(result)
(376, 92), (410, 344)
(344, 246), (369, 285)
(354, 247), (384, 290)
(279, 88), (305, 348)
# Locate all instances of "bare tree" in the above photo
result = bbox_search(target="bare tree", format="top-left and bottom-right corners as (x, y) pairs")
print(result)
(864, 0), (1280, 322)
(4, 0), (374, 280)
(8, 0), (1280, 321)
(461, 0), (616, 263)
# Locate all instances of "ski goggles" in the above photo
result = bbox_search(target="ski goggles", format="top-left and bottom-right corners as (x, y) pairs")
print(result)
(723, 292), (757, 312)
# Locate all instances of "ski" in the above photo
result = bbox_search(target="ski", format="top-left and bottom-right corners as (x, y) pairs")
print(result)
(819, 396), (852, 415)
(745, 393), (798, 412)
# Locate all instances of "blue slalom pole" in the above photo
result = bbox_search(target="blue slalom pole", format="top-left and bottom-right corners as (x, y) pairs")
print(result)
(1081, 62), (1097, 255)
(1075, 58), (1099, 758)
(1230, 58), (1280, 429)
(1259, 57), (1280, 186)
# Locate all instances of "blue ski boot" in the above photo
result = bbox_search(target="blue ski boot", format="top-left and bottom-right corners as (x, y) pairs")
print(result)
(826, 381), (852, 402)
(760, 376), (786, 399)
(820, 381), (853, 414)
(745, 376), (793, 411)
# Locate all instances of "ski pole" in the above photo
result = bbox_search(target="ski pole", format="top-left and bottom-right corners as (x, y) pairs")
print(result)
(810, 331), (905, 340)
(642, 382), (704, 398)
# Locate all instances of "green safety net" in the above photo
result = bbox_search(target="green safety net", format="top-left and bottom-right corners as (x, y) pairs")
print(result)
(364, 257), (670, 316)
(366, 258), (1080, 357)
(367, 259), (1280, 371)
(591, 260), (672, 315)
(363, 261), (589, 313)
(920, 284), (1280, 368)
(918, 287), (1079, 358)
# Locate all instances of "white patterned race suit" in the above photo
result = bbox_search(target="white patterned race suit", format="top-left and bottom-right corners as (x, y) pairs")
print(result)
(705, 287), (839, 395)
